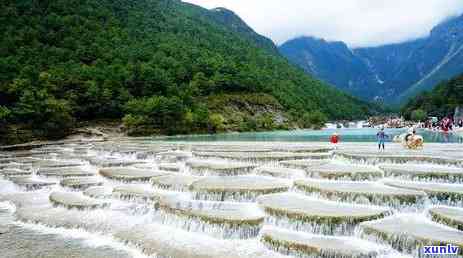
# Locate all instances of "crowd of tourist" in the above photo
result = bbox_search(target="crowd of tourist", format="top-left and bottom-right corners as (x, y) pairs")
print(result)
(329, 115), (463, 150)
(422, 117), (463, 132)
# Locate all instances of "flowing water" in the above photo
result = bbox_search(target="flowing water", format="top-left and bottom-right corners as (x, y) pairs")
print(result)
(163, 128), (463, 143)
(0, 137), (462, 258)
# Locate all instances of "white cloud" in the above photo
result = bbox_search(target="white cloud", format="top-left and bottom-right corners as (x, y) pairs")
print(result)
(183, 0), (463, 48)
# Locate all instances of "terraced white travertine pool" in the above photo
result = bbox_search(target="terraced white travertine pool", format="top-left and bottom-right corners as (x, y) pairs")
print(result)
(0, 140), (463, 258)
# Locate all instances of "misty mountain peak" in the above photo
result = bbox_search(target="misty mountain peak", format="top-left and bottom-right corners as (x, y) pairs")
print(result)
(280, 15), (463, 103)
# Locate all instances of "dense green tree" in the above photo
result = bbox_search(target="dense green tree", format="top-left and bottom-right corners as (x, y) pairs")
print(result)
(208, 114), (225, 132)
(256, 114), (275, 130)
(300, 111), (328, 129)
(123, 96), (189, 134)
(402, 74), (463, 119)
(0, 0), (378, 142)
(0, 106), (11, 131)
(411, 109), (427, 122)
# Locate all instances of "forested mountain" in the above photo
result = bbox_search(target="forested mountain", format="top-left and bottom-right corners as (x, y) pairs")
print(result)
(279, 37), (375, 100)
(205, 7), (279, 55)
(280, 14), (463, 104)
(401, 74), (463, 119)
(0, 0), (375, 143)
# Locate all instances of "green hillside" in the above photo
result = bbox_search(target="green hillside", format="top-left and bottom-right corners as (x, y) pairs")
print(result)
(402, 74), (463, 119)
(204, 7), (279, 55)
(0, 0), (376, 142)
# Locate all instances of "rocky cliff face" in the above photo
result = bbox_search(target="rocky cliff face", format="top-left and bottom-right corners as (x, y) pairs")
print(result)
(280, 14), (463, 103)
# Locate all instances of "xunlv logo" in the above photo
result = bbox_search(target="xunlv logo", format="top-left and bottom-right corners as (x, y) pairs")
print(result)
(423, 245), (460, 255)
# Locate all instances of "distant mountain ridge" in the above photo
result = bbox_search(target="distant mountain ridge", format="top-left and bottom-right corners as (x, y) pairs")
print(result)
(279, 14), (463, 103)
(181, 3), (279, 55)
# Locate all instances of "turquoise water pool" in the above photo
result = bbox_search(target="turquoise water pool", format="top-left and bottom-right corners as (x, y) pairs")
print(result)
(166, 128), (463, 143)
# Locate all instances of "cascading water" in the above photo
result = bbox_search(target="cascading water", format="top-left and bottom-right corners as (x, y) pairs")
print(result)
(0, 139), (462, 258)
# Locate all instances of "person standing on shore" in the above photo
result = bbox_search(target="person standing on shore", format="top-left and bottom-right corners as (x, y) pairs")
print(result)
(376, 128), (388, 151)
(330, 132), (340, 149)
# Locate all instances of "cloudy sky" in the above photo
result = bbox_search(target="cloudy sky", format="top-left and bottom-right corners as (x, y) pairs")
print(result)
(183, 0), (463, 48)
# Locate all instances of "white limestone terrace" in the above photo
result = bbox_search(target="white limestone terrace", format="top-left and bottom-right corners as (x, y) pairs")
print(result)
(14, 204), (150, 234)
(305, 163), (384, 180)
(37, 167), (96, 177)
(112, 184), (171, 202)
(359, 213), (463, 255)
(159, 194), (266, 225)
(157, 150), (193, 161)
(278, 159), (330, 170)
(49, 191), (110, 209)
(0, 139), (462, 258)
(157, 163), (181, 172)
(193, 151), (332, 163)
(335, 143), (463, 166)
(99, 167), (171, 182)
(186, 159), (257, 176)
(191, 144), (332, 153)
(0, 169), (32, 176)
(382, 179), (463, 202)
(428, 206), (463, 231)
(60, 177), (104, 189)
(379, 164), (463, 181)
(257, 192), (390, 235)
(9, 176), (57, 190)
(151, 174), (200, 191)
(115, 223), (290, 258)
(256, 166), (306, 179)
(83, 186), (113, 199)
(261, 226), (389, 257)
(294, 178), (426, 207)
(190, 175), (292, 201)
(158, 193), (266, 239)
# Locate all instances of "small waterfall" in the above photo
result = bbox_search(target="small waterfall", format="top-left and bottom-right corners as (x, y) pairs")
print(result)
(159, 210), (262, 239)
(193, 191), (269, 202)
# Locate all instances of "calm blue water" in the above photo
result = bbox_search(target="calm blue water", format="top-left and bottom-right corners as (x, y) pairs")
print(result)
(166, 128), (463, 143)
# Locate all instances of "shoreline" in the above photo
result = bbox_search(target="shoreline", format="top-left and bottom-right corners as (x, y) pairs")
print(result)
(2, 127), (462, 151)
